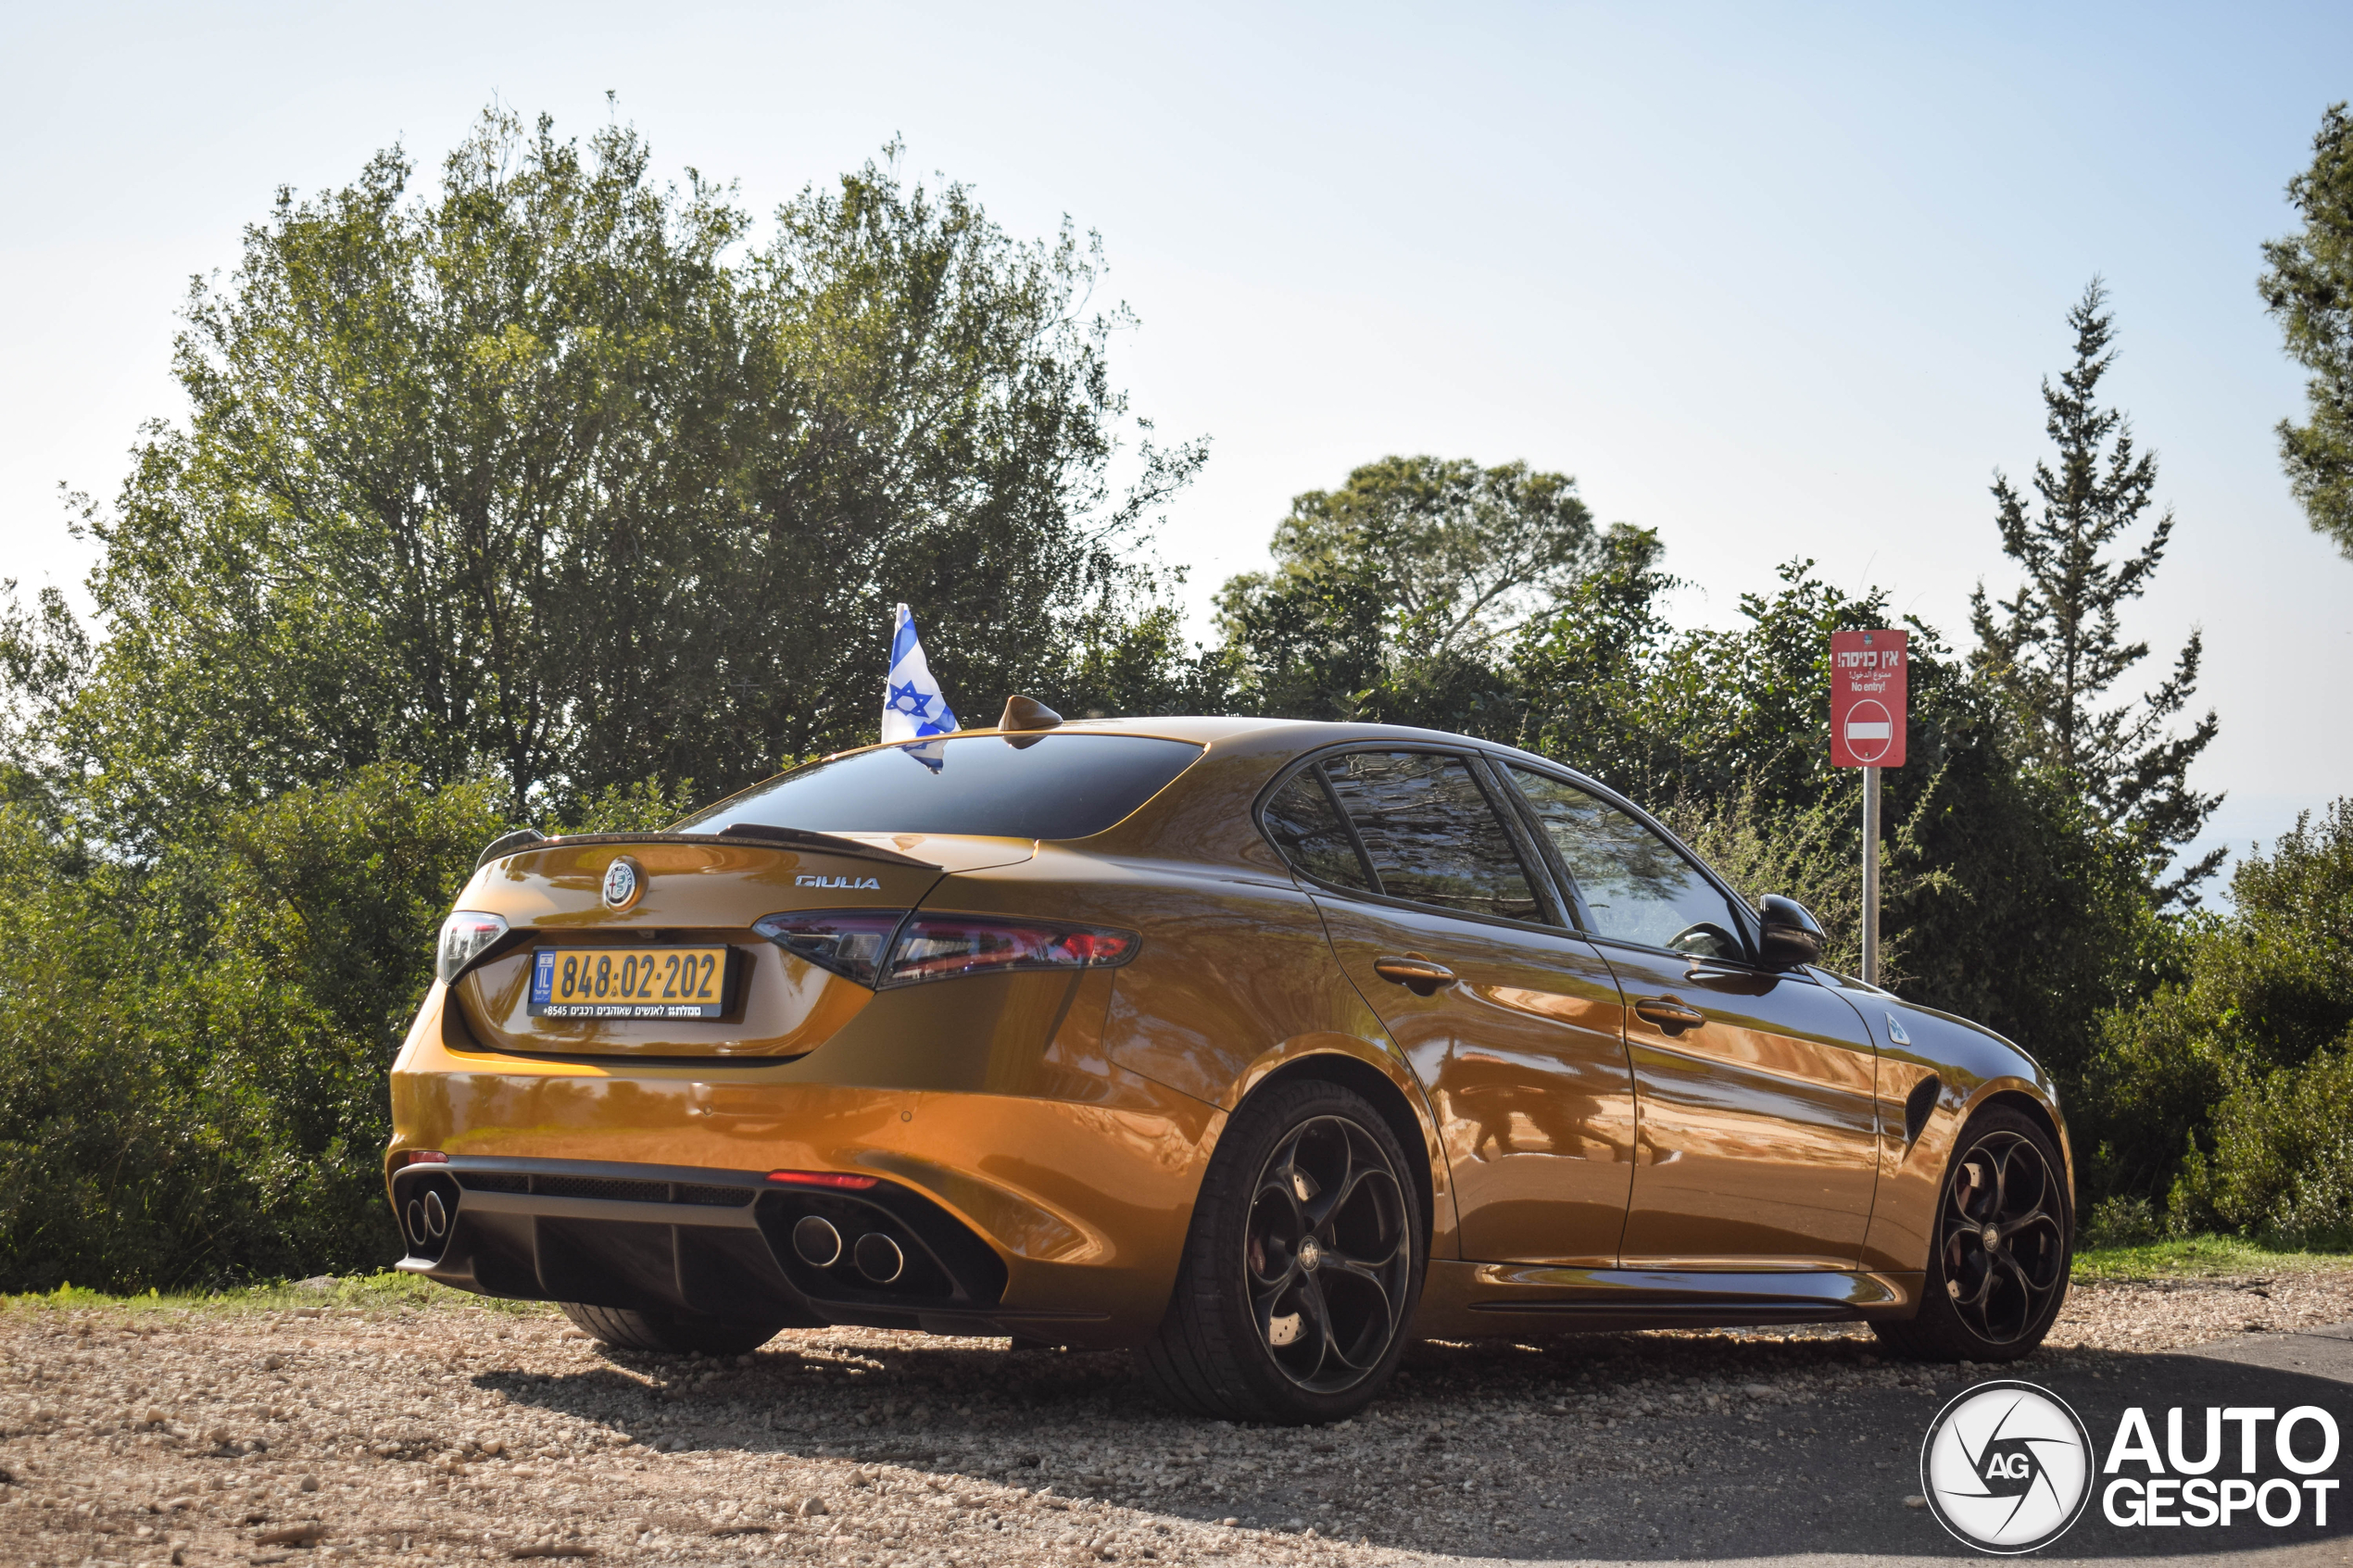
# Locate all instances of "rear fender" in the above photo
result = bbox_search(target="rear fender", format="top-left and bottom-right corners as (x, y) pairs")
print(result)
(903, 847), (1462, 1260)
(1225, 1036), (1460, 1264)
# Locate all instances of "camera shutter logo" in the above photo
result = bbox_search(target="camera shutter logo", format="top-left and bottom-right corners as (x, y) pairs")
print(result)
(1921, 1381), (2095, 1553)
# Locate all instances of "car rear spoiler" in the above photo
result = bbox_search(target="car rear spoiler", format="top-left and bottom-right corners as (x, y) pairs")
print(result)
(474, 825), (940, 872)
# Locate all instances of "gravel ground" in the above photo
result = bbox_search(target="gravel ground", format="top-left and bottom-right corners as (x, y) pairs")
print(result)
(8, 1270), (2353, 1568)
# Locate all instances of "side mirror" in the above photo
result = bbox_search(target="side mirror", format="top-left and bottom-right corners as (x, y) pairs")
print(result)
(1756, 894), (1825, 970)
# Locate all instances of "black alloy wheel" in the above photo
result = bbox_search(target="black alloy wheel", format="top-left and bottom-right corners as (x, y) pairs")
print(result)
(1139, 1078), (1425, 1424)
(1244, 1116), (1414, 1394)
(1873, 1104), (2070, 1362)
(1941, 1128), (2068, 1342)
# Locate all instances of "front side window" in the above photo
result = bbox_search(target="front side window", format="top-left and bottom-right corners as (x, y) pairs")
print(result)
(1507, 767), (1746, 959)
(1317, 751), (1542, 923)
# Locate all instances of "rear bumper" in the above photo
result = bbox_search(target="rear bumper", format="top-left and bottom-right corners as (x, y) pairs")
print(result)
(393, 1154), (1116, 1338)
(385, 983), (1225, 1348)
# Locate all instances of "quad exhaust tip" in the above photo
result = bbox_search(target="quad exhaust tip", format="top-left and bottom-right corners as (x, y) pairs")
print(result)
(405, 1189), (448, 1248)
(791, 1215), (844, 1269)
(793, 1216), (903, 1284)
(853, 1232), (905, 1285)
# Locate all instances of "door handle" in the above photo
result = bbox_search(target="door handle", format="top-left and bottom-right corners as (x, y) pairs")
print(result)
(1633, 996), (1706, 1036)
(1374, 953), (1457, 997)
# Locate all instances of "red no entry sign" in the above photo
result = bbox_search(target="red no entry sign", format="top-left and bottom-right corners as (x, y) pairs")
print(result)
(1830, 629), (1907, 768)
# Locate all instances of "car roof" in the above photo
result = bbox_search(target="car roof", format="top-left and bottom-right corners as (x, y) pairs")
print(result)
(1039, 716), (1587, 779)
(815, 716), (1598, 795)
(955, 714), (1555, 757)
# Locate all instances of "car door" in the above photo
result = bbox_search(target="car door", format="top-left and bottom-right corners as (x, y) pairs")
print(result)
(1498, 765), (1881, 1271)
(1263, 749), (1637, 1267)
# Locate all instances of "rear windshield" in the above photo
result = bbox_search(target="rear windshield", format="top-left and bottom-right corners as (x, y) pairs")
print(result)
(674, 734), (1205, 841)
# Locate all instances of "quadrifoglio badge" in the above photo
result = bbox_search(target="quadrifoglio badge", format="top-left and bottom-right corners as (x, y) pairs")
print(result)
(1922, 1382), (2344, 1554)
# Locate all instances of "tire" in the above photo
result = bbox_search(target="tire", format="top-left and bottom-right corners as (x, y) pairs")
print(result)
(558, 1301), (787, 1357)
(1872, 1104), (2071, 1362)
(1139, 1078), (1424, 1424)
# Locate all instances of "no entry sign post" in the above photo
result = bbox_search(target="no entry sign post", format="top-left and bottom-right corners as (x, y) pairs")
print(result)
(1830, 629), (1907, 985)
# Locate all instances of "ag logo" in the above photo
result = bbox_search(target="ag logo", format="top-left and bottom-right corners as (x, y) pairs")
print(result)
(1921, 1381), (2094, 1553)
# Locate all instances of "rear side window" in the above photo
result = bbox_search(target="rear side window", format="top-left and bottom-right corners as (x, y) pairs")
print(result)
(678, 734), (1204, 841)
(1261, 770), (1371, 890)
(1314, 751), (1541, 923)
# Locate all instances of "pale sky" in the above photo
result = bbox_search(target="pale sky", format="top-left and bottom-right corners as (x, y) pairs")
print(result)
(4, 2), (2347, 888)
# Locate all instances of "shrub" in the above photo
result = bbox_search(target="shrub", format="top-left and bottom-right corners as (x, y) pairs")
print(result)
(2174, 1038), (2353, 1247)
(0, 767), (506, 1290)
(2093, 798), (2353, 1220)
(2079, 1195), (2163, 1249)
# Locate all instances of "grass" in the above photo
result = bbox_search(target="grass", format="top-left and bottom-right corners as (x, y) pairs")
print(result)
(2072, 1234), (2353, 1282)
(0, 1270), (554, 1318)
(9, 1240), (2353, 1316)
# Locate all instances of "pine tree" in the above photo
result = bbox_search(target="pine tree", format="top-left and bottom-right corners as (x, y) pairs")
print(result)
(1970, 280), (2221, 904)
(2260, 102), (2353, 562)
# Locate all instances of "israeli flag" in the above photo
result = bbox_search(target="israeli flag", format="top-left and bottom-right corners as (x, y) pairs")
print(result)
(881, 604), (960, 752)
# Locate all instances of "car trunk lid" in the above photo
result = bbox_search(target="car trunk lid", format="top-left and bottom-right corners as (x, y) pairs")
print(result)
(447, 831), (1034, 1059)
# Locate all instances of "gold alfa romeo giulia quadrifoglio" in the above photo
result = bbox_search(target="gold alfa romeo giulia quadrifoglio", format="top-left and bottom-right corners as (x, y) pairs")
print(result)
(388, 709), (2072, 1424)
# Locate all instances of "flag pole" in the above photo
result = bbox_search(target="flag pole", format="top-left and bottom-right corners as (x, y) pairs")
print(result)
(1862, 764), (1881, 987)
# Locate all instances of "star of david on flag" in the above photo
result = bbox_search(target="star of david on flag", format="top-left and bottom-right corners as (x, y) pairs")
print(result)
(881, 604), (959, 760)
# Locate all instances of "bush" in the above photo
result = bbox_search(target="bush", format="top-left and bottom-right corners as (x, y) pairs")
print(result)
(0, 767), (506, 1291)
(2174, 1040), (2353, 1246)
(2092, 798), (2353, 1221)
(2080, 1195), (2164, 1249)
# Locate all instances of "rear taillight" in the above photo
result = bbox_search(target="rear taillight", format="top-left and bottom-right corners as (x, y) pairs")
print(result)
(882, 916), (1137, 985)
(752, 911), (1138, 990)
(435, 911), (509, 983)
(752, 910), (903, 986)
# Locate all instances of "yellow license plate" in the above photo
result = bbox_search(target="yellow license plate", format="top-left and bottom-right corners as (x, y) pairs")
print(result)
(527, 946), (736, 1020)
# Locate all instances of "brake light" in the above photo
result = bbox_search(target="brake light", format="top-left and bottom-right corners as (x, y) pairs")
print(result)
(752, 910), (1139, 989)
(766, 1169), (879, 1190)
(883, 916), (1138, 985)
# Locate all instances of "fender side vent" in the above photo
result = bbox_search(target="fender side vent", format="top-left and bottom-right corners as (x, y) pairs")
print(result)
(1904, 1075), (1942, 1146)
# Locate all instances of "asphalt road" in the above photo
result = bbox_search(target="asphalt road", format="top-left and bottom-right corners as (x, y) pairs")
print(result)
(1415, 1322), (2353, 1565)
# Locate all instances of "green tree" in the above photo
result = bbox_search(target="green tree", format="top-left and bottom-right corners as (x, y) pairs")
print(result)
(2261, 102), (2353, 562)
(20, 110), (1200, 850)
(1214, 457), (1599, 721)
(1514, 552), (2151, 1091)
(0, 108), (1209, 1289)
(1970, 280), (2221, 903)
